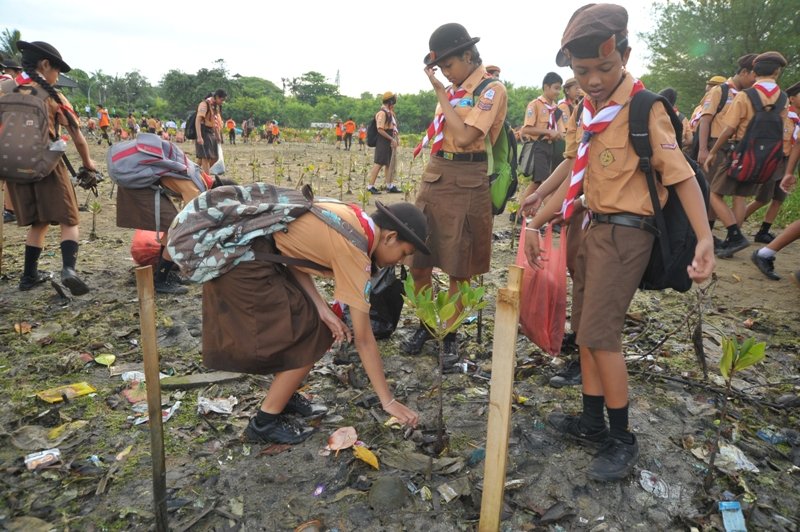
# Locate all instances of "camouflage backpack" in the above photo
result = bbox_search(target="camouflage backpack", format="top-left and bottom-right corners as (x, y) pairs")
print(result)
(167, 183), (368, 283)
(0, 79), (64, 183)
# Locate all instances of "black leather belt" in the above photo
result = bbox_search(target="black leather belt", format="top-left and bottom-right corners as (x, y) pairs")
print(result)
(591, 213), (659, 236)
(435, 150), (487, 162)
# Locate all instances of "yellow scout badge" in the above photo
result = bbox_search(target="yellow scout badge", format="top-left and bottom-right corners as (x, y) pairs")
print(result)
(599, 149), (615, 167)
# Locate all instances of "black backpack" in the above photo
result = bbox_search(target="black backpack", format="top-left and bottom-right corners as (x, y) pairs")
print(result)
(689, 83), (728, 160)
(366, 109), (390, 148)
(728, 88), (787, 184)
(184, 110), (198, 140)
(628, 90), (710, 293)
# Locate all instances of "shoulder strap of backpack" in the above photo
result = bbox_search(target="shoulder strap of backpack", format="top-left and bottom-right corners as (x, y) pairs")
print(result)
(744, 88), (763, 113)
(716, 83), (729, 115)
(474, 77), (504, 174)
(629, 90), (682, 263)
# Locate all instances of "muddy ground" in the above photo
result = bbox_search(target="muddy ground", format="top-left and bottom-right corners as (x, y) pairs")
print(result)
(0, 139), (798, 532)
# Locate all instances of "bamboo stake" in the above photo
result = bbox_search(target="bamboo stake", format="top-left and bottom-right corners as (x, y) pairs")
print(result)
(135, 266), (168, 532)
(479, 265), (523, 532)
(0, 183), (4, 276)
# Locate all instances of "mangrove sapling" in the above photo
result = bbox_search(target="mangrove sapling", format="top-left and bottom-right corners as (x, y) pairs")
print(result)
(402, 276), (487, 454)
(89, 200), (102, 241)
(357, 189), (372, 211)
(703, 336), (766, 491)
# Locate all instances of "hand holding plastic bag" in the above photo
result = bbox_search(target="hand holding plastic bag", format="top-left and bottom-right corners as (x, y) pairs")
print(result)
(209, 144), (226, 175)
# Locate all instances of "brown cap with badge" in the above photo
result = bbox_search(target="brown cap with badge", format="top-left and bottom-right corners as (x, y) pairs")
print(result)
(563, 77), (579, 88)
(485, 64), (501, 75)
(424, 23), (480, 66)
(786, 81), (800, 97)
(556, 3), (628, 67)
(753, 51), (787, 68)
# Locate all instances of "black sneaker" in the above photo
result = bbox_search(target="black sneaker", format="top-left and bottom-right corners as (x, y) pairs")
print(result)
(154, 278), (189, 295)
(3, 209), (15, 223)
(19, 271), (51, 291)
(713, 236), (724, 254)
(754, 231), (775, 244)
(167, 270), (192, 285)
(716, 233), (750, 259)
(61, 268), (90, 296)
(403, 327), (433, 355)
(366, 185), (381, 195)
(549, 360), (582, 388)
(586, 434), (640, 481)
(440, 333), (463, 372)
(751, 250), (780, 280)
(244, 414), (315, 445)
(283, 392), (328, 418)
(386, 185), (402, 194)
(547, 412), (609, 448)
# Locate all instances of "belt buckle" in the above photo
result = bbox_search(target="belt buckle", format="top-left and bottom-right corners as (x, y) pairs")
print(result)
(443, 152), (454, 161)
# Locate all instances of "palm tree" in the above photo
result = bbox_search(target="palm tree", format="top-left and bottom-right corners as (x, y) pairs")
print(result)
(0, 28), (21, 62)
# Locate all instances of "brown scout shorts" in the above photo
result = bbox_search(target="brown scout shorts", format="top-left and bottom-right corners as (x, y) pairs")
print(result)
(202, 238), (333, 375)
(754, 158), (788, 204)
(709, 147), (760, 197)
(412, 155), (493, 278)
(195, 124), (218, 160)
(571, 222), (654, 352)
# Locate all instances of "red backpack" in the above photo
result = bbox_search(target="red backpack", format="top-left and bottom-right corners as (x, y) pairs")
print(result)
(728, 88), (787, 184)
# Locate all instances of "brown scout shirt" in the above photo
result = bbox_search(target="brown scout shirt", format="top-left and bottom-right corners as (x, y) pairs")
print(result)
(523, 96), (558, 140)
(721, 79), (789, 151)
(273, 202), (375, 313)
(375, 106), (396, 135)
(563, 75), (694, 216)
(436, 67), (508, 153)
(197, 98), (220, 128)
(700, 80), (738, 139)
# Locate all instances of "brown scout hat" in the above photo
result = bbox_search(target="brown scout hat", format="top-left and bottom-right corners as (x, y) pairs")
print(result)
(423, 23), (480, 66)
(707, 75), (726, 86)
(1, 58), (21, 70)
(737, 54), (757, 71)
(485, 65), (501, 75)
(382, 91), (395, 102)
(786, 81), (800, 97)
(16, 41), (71, 72)
(754, 51), (787, 67)
(374, 202), (431, 255)
(563, 77), (578, 88)
(556, 3), (628, 67)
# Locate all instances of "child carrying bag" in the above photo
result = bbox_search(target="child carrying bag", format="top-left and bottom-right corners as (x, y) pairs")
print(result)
(516, 224), (567, 356)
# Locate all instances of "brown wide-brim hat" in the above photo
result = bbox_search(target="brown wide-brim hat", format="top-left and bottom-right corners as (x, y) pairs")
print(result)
(485, 64), (501, 75)
(707, 75), (727, 86)
(423, 23), (480, 66)
(374, 201), (431, 255)
(754, 51), (788, 68)
(16, 40), (71, 73)
(555, 3), (628, 67)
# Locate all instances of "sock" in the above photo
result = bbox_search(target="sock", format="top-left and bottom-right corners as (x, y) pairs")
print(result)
(757, 247), (776, 259)
(60, 240), (79, 270)
(156, 255), (175, 283)
(607, 404), (635, 443)
(255, 410), (278, 425)
(579, 394), (606, 432)
(758, 222), (772, 234)
(726, 224), (741, 239)
(24, 245), (42, 278)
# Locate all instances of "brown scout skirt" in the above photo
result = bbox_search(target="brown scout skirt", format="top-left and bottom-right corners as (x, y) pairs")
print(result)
(412, 155), (493, 278)
(7, 162), (79, 226)
(202, 238), (333, 375)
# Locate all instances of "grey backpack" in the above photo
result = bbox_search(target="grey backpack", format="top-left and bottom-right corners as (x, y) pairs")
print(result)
(0, 79), (63, 183)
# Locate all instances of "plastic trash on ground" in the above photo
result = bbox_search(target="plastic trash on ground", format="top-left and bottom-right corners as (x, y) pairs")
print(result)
(25, 448), (62, 470)
(719, 501), (747, 532)
(197, 395), (238, 415)
(36, 382), (96, 403)
(639, 470), (670, 498)
(131, 401), (181, 425)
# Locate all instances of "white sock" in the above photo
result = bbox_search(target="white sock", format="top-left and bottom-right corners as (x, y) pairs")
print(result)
(757, 247), (776, 259)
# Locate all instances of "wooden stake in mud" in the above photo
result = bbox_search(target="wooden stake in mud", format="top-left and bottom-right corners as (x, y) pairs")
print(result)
(135, 266), (168, 532)
(0, 184), (4, 276)
(479, 265), (522, 532)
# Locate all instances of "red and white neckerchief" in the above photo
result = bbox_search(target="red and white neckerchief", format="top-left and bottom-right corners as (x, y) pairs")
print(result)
(539, 96), (558, 130)
(788, 107), (799, 144)
(753, 80), (779, 98)
(689, 106), (704, 129)
(347, 203), (376, 254)
(413, 86), (468, 158)
(560, 78), (646, 220)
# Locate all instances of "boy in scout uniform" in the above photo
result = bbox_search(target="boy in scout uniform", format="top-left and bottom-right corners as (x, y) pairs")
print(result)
(519, 72), (564, 193)
(367, 92), (400, 194)
(705, 51), (789, 258)
(742, 79), (799, 243)
(194, 89), (227, 174)
(404, 23), (507, 364)
(553, 77), (582, 169)
(525, 4), (714, 481)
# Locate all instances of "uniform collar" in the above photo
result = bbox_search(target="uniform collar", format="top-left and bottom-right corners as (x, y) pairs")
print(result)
(459, 67), (490, 94)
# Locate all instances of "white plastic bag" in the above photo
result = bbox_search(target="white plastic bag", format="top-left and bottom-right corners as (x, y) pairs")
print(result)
(209, 143), (226, 175)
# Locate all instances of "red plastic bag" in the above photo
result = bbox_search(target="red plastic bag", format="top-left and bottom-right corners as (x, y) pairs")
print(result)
(515, 225), (567, 356)
(130, 229), (162, 266)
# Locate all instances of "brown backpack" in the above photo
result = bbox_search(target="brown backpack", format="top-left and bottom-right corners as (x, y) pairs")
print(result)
(0, 79), (63, 183)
